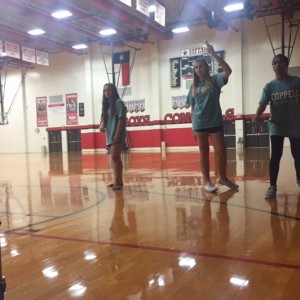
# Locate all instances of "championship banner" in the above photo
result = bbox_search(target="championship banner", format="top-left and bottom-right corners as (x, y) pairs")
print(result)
(66, 93), (78, 125)
(36, 96), (48, 127)
(4, 41), (20, 59)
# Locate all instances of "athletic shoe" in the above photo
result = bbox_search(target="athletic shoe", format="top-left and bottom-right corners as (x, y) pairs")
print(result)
(204, 182), (218, 193)
(296, 180), (300, 187)
(112, 184), (123, 190)
(107, 183), (124, 188)
(264, 186), (277, 199)
(218, 178), (239, 190)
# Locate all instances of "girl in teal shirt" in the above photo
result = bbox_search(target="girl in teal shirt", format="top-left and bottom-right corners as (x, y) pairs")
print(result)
(253, 54), (300, 199)
(100, 83), (127, 190)
(186, 41), (238, 193)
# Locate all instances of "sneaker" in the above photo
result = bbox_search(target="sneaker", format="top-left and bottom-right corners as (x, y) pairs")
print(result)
(296, 180), (300, 187)
(112, 184), (123, 190)
(218, 178), (239, 190)
(107, 183), (124, 188)
(264, 186), (277, 199)
(204, 182), (218, 193)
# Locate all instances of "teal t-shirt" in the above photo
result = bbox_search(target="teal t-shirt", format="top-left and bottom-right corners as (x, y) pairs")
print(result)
(106, 98), (127, 146)
(259, 76), (300, 138)
(186, 73), (227, 130)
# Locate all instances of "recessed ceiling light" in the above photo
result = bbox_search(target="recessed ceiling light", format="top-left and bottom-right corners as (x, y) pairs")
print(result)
(27, 29), (45, 36)
(224, 3), (244, 12)
(99, 29), (117, 36)
(72, 44), (88, 50)
(172, 26), (189, 33)
(51, 10), (73, 19)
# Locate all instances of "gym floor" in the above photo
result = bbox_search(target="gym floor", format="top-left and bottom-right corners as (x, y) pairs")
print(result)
(1, 148), (300, 299)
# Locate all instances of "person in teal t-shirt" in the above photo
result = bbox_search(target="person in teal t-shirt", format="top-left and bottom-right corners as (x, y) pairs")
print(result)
(253, 54), (300, 199)
(99, 83), (127, 190)
(186, 41), (238, 193)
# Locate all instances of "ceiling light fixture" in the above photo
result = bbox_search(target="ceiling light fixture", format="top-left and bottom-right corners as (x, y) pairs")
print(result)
(149, 5), (155, 13)
(51, 10), (73, 19)
(224, 3), (244, 12)
(27, 29), (45, 36)
(72, 44), (88, 50)
(172, 26), (189, 33)
(99, 29), (117, 36)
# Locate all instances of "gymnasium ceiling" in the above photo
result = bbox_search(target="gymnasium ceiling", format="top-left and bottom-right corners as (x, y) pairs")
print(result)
(0, 0), (300, 57)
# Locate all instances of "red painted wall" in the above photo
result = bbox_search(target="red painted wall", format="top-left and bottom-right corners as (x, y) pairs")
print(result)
(47, 113), (270, 151)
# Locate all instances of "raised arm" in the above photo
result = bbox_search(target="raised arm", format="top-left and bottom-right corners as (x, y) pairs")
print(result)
(205, 40), (232, 80)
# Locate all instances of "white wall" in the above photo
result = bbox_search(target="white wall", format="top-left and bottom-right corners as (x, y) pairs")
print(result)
(158, 23), (243, 119)
(1, 13), (300, 153)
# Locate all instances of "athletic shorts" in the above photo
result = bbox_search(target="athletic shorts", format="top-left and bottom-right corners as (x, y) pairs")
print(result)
(194, 126), (224, 134)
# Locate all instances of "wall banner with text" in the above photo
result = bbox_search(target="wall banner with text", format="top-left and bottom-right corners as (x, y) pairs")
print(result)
(66, 93), (78, 125)
(170, 57), (181, 87)
(36, 97), (48, 127)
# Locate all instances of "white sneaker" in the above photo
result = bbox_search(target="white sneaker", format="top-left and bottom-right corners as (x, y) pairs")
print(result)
(218, 178), (239, 190)
(204, 182), (218, 193)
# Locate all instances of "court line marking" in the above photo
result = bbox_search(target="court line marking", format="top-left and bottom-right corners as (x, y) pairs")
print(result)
(9, 231), (300, 271)
(2, 188), (107, 234)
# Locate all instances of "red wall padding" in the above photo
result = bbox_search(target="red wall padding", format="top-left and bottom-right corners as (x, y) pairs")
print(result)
(163, 128), (198, 147)
(81, 128), (198, 150)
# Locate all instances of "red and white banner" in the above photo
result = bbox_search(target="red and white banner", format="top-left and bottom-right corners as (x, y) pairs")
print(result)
(36, 97), (48, 127)
(66, 93), (78, 125)
(113, 51), (130, 86)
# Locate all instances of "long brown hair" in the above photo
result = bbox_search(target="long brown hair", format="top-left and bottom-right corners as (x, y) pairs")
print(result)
(192, 58), (212, 97)
(101, 83), (121, 127)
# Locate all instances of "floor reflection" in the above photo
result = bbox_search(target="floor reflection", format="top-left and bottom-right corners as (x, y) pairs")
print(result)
(0, 149), (300, 299)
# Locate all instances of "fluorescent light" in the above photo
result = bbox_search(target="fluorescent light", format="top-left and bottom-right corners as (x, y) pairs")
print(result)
(149, 5), (155, 12)
(51, 10), (72, 19)
(72, 44), (88, 50)
(0, 52), (7, 57)
(99, 29), (117, 36)
(224, 3), (244, 12)
(172, 26), (189, 33)
(27, 29), (45, 36)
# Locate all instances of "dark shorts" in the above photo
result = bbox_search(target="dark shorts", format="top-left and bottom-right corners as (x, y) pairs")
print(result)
(194, 126), (224, 134)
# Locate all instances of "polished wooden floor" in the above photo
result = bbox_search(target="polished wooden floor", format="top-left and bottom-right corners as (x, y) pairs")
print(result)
(1, 148), (300, 300)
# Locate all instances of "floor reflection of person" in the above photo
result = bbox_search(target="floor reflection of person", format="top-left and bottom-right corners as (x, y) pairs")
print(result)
(291, 195), (300, 246)
(194, 189), (237, 251)
(266, 199), (286, 248)
(109, 190), (138, 246)
(110, 190), (128, 240)
(265, 194), (300, 255)
(212, 190), (237, 250)
(108, 190), (148, 297)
